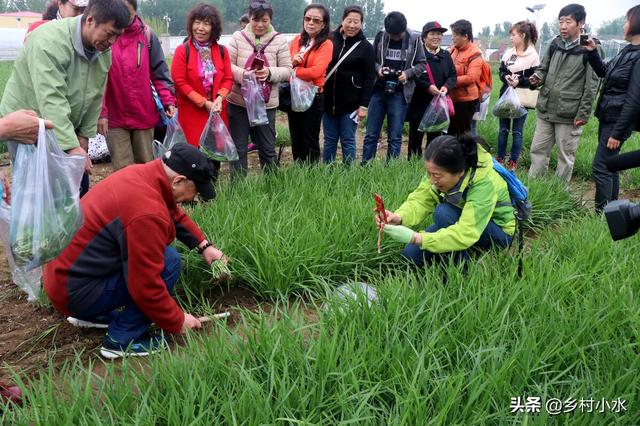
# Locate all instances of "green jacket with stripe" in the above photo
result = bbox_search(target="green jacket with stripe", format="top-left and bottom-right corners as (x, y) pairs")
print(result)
(394, 147), (516, 253)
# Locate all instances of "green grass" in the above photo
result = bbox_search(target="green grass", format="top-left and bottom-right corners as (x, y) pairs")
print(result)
(475, 76), (640, 188)
(2, 62), (640, 424)
(178, 161), (577, 299)
(3, 212), (639, 424)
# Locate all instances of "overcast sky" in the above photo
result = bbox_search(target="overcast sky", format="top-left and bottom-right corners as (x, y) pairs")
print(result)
(384, 0), (636, 35)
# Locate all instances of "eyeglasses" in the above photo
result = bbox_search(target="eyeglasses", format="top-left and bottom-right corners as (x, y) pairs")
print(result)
(304, 16), (323, 24)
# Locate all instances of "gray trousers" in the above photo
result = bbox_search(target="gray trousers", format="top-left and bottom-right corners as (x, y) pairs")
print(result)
(227, 103), (277, 176)
(106, 128), (154, 171)
(528, 116), (583, 182)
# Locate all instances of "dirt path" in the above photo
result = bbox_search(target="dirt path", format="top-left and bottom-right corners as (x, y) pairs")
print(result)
(0, 127), (402, 384)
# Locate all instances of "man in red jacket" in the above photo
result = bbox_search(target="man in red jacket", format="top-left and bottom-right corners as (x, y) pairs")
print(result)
(43, 144), (227, 359)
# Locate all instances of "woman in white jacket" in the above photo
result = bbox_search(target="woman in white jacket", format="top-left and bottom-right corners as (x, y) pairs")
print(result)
(226, 0), (292, 176)
(496, 21), (540, 171)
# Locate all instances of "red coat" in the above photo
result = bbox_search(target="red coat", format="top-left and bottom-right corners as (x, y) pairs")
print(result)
(101, 16), (176, 129)
(43, 160), (207, 334)
(171, 39), (233, 147)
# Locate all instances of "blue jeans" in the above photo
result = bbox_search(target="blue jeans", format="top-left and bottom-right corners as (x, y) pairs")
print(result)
(322, 113), (357, 165)
(497, 114), (527, 162)
(362, 89), (408, 163)
(74, 246), (182, 344)
(402, 202), (512, 267)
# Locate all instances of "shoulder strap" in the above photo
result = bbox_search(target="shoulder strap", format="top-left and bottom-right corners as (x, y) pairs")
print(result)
(325, 40), (361, 82)
(240, 31), (257, 51)
(183, 41), (190, 66)
(219, 44), (225, 59)
(425, 62), (435, 85)
(259, 32), (281, 53)
(144, 24), (152, 54)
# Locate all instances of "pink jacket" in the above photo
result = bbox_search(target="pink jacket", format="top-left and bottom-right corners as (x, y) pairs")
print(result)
(101, 16), (176, 129)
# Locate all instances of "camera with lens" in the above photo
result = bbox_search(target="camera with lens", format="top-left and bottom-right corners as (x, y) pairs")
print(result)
(603, 149), (640, 240)
(381, 68), (402, 95)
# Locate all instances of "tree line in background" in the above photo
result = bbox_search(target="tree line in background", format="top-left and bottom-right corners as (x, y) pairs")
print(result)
(139, 0), (386, 37)
(0, 0), (625, 41)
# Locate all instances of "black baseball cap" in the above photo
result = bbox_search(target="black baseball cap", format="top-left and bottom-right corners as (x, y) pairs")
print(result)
(162, 144), (216, 200)
(422, 21), (447, 36)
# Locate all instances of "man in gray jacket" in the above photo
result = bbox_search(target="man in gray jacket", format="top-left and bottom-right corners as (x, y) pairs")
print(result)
(361, 11), (426, 164)
(528, 3), (601, 182)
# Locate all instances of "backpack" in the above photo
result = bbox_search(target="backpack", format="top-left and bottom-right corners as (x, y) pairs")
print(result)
(240, 31), (281, 103)
(143, 25), (170, 126)
(469, 52), (493, 100)
(183, 40), (225, 65)
(492, 158), (531, 277)
(492, 158), (531, 222)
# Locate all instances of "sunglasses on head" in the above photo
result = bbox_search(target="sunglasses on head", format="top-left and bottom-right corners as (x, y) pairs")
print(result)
(304, 16), (323, 24)
(250, 1), (271, 11)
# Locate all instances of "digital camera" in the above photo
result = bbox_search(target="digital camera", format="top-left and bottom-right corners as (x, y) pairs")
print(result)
(381, 68), (402, 95)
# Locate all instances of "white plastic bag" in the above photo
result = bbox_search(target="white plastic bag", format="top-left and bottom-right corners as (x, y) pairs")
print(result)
(290, 73), (316, 112)
(199, 111), (239, 162)
(153, 114), (187, 159)
(492, 86), (527, 119)
(473, 96), (491, 121)
(241, 72), (269, 127)
(10, 119), (85, 271)
(0, 202), (41, 301)
(419, 93), (450, 133)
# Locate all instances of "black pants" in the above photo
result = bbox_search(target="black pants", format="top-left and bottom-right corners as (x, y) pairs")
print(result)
(593, 122), (623, 212)
(408, 119), (443, 160)
(288, 93), (324, 164)
(449, 100), (478, 137)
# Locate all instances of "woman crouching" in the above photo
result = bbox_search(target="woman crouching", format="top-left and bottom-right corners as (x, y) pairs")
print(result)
(377, 134), (515, 266)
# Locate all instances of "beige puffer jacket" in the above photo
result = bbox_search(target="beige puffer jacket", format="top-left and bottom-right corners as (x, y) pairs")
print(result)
(227, 26), (293, 109)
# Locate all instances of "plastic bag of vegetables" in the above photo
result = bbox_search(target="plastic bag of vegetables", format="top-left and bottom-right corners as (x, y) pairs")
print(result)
(419, 93), (450, 133)
(199, 110), (239, 162)
(153, 114), (187, 159)
(492, 86), (527, 119)
(10, 119), (85, 271)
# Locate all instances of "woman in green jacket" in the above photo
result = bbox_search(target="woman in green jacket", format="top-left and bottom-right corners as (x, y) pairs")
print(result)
(377, 134), (516, 266)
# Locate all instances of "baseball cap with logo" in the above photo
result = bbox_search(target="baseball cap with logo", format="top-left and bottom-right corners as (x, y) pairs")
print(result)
(162, 144), (217, 200)
(422, 21), (447, 36)
(69, 0), (89, 7)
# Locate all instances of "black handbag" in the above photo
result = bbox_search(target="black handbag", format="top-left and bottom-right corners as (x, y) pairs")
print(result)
(278, 82), (292, 112)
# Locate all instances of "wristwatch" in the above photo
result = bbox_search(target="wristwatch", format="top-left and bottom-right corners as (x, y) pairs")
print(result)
(197, 241), (212, 254)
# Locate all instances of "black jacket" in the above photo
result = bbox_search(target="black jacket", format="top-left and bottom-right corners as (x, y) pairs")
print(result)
(323, 28), (376, 116)
(406, 48), (456, 123)
(588, 44), (640, 141)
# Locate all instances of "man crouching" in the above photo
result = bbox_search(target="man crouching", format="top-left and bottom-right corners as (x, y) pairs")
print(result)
(44, 144), (227, 359)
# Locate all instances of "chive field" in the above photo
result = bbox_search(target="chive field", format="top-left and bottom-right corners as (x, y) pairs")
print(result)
(1, 61), (639, 423)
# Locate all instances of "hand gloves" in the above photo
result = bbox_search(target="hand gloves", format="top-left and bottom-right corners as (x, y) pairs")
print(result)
(383, 224), (416, 244)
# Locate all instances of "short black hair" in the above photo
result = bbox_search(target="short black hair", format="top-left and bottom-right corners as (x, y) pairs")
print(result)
(450, 19), (473, 42)
(342, 5), (363, 22)
(627, 5), (640, 36)
(558, 4), (586, 24)
(239, 14), (249, 24)
(83, 0), (130, 29)
(384, 11), (407, 35)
